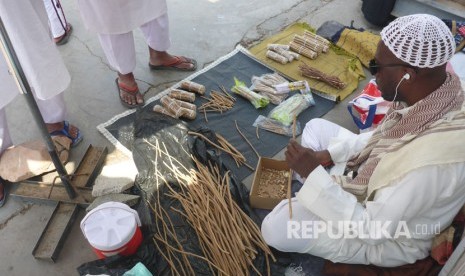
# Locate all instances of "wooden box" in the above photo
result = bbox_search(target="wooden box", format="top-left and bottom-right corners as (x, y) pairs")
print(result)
(249, 157), (292, 210)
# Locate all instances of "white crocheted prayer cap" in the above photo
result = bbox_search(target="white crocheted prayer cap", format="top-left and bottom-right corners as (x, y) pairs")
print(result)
(380, 14), (455, 68)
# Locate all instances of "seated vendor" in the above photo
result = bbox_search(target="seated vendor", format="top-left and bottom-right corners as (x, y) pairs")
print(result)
(261, 14), (465, 267)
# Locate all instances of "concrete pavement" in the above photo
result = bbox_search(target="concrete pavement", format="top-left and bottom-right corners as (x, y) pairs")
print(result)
(0, 0), (379, 275)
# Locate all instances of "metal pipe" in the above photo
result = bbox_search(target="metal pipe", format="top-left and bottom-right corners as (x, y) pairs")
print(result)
(0, 14), (76, 198)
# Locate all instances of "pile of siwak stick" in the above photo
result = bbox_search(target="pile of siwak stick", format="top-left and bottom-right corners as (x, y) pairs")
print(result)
(149, 140), (275, 275)
(298, 62), (346, 89)
(198, 86), (236, 122)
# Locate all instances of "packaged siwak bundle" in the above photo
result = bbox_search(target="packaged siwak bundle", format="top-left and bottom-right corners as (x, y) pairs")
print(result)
(180, 80), (206, 95)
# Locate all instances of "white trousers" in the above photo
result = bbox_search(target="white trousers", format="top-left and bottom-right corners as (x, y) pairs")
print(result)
(0, 93), (66, 154)
(292, 118), (353, 182)
(98, 14), (171, 74)
(261, 119), (355, 258)
(300, 118), (343, 153)
(43, 0), (67, 38)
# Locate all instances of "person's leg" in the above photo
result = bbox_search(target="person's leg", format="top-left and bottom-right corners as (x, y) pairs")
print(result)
(301, 118), (345, 151)
(0, 108), (13, 155)
(0, 108), (11, 206)
(98, 32), (144, 107)
(141, 14), (196, 71)
(261, 198), (320, 253)
(43, 0), (72, 44)
(294, 118), (349, 181)
(262, 198), (372, 264)
(35, 93), (81, 145)
(300, 118), (361, 178)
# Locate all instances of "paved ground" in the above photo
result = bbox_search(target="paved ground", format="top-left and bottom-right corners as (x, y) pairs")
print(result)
(0, 0), (381, 275)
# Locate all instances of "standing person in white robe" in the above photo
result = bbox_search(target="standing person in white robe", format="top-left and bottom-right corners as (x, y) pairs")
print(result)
(43, 0), (73, 45)
(261, 14), (465, 267)
(77, 0), (197, 108)
(0, 0), (82, 207)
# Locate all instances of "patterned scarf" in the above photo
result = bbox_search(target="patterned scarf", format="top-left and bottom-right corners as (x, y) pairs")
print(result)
(338, 73), (464, 200)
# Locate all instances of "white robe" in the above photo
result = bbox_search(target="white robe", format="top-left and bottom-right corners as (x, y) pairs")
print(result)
(0, 0), (70, 109)
(262, 118), (465, 267)
(77, 0), (168, 34)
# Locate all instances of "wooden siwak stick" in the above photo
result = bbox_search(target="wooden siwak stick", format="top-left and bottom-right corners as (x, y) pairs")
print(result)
(288, 117), (297, 219)
(235, 120), (260, 159)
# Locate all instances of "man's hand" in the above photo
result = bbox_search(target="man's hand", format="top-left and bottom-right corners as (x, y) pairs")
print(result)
(285, 139), (330, 178)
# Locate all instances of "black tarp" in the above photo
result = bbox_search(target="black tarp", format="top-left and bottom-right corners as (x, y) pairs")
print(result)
(103, 50), (336, 181)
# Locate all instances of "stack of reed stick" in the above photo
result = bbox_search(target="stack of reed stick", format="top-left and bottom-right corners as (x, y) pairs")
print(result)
(153, 95), (197, 119)
(298, 61), (346, 89)
(198, 86), (235, 115)
(265, 44), (300, 65)
(289, 31), (330, 60)
(180, 80), (206, 95)
(251, 73), (289, 105)
(149, 140), (275, 275)
(153, 80), (206, 119)
(303, 31), (330, 53)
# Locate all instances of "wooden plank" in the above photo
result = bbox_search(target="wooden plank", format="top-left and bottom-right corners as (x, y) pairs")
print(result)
(71, 145), (107, 188)
(32, 202), (79, 262)
(11, 181), (93, 206)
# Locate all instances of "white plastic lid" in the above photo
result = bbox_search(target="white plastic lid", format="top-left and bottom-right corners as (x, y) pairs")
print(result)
(80, 202), (141, 251)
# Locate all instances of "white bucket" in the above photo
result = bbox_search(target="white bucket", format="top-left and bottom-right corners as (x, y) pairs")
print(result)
(80, 201), (142, 259)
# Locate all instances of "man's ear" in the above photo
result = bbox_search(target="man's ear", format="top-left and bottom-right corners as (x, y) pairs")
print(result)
(404, 68), (417, 82)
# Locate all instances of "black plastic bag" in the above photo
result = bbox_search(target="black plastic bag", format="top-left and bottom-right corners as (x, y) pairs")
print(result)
(361, 0), (396, 27)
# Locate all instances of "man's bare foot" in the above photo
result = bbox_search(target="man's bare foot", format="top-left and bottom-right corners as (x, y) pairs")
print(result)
(116, 73), (144, 107)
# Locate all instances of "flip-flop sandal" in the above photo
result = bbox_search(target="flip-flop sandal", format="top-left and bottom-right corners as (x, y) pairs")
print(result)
(149, 56), (197, 71)
(115, 78), (144, 108)
(49, 120), (83, 147)
(0, 181), (7, 208)
(56, 23), (73, 46)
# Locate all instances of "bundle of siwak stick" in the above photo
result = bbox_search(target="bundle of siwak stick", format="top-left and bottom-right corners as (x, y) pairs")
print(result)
(153, 80), (206, 120)
(298, 62), (346, 89)
(149, 140), (275, 275)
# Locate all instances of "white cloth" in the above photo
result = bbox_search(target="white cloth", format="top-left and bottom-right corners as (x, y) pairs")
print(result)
(0, 0), (69, 154)
(0, 93), (66, 153)
(77, 0), (167, 34)
(0, 109), (12, 153)
(0, 0), (70, 109)
(261, 119), (465, 267)
(301, 118), (373, 176)
(43, 0), (67, 38)
(98, 15), (170, 74)
(450, 52), (465, 81)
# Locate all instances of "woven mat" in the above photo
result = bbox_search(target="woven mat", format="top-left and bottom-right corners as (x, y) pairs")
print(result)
(249, 23), (366, 101)
(98, 46), (336, 181)
(335, 28), (380, 68)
